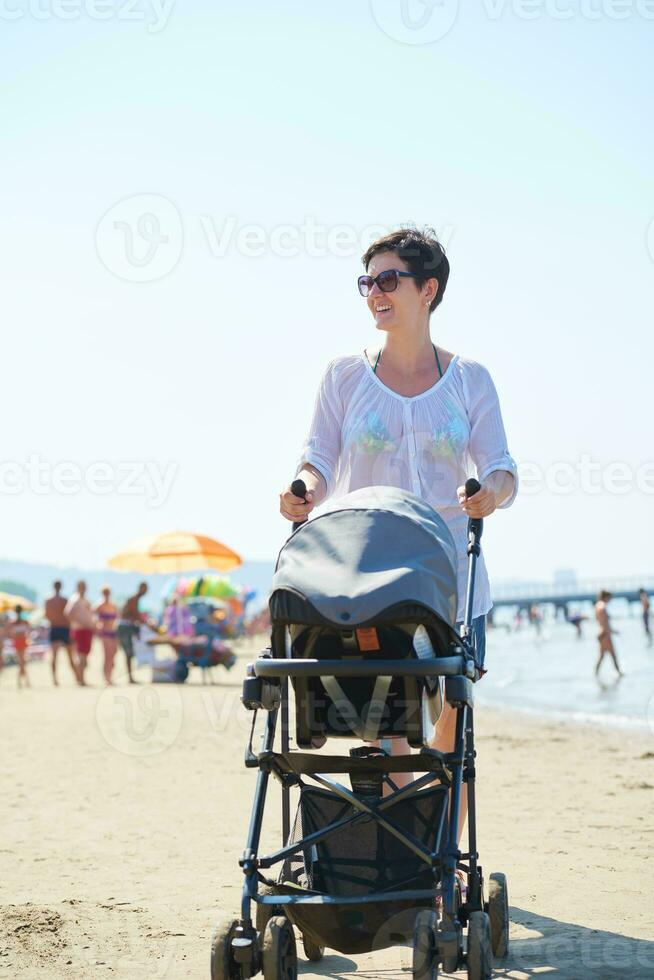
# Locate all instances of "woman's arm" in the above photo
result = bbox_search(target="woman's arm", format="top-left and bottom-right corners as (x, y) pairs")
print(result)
(460, 362), (518, 518)
(280, 360), (343, 523)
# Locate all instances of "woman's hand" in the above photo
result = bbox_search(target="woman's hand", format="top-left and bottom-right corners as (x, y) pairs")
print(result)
(458, 470), (515, 517)
(279, 485), (316, 523)
(457, 483), (497, 518)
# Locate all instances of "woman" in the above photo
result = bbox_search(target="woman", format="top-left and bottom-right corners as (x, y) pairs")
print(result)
(594, 590), (623, 679)
(94, 586), (119, 685)
(279, 227), (518, 833)
(10, 605), (31, 688)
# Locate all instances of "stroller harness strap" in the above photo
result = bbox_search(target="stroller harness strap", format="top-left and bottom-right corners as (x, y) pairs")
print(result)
(321, 673), (394, 742)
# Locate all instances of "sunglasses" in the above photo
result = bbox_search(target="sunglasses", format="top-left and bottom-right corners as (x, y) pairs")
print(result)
(357, 269), (420, 297)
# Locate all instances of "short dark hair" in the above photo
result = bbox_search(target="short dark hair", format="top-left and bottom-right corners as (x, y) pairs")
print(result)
(361, 226), (450, 314)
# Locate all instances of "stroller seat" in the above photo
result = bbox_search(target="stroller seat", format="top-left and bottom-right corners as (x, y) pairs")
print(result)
(288, 621), (446, 746)
(270, 486), (466, 749)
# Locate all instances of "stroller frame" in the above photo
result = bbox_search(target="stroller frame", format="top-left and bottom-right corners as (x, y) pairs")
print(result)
(211, 498), (506, 979)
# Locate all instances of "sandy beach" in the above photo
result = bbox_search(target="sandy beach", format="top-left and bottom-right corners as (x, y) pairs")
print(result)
(2, 638), (653, 980)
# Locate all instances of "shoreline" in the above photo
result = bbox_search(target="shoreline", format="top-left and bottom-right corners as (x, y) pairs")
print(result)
(476, 694), (654, 733)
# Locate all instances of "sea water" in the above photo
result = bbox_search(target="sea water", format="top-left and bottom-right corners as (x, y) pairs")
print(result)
(477, 611), (654, 731)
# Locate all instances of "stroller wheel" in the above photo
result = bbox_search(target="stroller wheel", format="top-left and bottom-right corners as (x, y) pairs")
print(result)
(440, 876), (463, 974)
(412, 909), (439, 980)
(262, 915), (297, 980)
(301, 934), (324, 961)
(256, 885), (280, 948)
(488, 872), (509, 958)
(210, 918), (240, 980)
(467, 911), (493, 980)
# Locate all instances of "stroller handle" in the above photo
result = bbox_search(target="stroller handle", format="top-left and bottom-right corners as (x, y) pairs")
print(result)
(291, 478), (307, 533)
(462, 476), (483, 641)
(292, 478), (481, 534)
(254, 654), (469, 679)
(464, 477), (480, 498)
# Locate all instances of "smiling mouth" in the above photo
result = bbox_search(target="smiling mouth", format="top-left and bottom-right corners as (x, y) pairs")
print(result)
(375, 304), (392, 314)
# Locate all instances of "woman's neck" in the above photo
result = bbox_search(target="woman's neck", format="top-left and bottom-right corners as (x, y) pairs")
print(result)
(379, 326), (434, 373)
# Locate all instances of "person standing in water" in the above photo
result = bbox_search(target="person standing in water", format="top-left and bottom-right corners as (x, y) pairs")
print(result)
(639, 589), (651, 645)
(45, 580), (78, 686)
(594, 590), (623, 678)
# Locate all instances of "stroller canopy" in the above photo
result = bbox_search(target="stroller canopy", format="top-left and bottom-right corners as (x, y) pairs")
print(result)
(270, 487), (458, 630)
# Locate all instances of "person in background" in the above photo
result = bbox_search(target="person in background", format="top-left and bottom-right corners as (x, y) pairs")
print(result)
(45, 580), (77, 686)
(65, 581), (95, 686)
(117, 582), (153, 684)
(94, 586), (119, 686)
(528, 604), (542, 635)
(594, 590), (623, 678)
(639, 588), (651, 646)
(566, 608), (587, 640)
(164, 594), (193, 638)
(0, 613), (9, 676)
(10, 604), (31, 688)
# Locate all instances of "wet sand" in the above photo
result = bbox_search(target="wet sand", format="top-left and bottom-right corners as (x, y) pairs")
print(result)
(1, 638), (653, 979)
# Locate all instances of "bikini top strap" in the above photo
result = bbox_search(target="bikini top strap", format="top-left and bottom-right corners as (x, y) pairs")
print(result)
(372, 344), (442, 378)
(433, 343), (443, 379)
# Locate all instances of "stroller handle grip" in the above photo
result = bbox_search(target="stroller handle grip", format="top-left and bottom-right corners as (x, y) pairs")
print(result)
(291, 478), (308, 533)
(254, 655), (469, 679)
(464, 477), (481, 498)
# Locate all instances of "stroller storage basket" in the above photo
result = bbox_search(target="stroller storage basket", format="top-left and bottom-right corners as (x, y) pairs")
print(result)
(272, 783), (449, 955)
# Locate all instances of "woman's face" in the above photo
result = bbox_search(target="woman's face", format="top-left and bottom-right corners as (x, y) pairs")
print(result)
(365, 251), (435, 332)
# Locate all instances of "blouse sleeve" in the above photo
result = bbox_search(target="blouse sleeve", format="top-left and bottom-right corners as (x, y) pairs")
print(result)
(464, 363), (519, 509)
(297, 359), (343, 498)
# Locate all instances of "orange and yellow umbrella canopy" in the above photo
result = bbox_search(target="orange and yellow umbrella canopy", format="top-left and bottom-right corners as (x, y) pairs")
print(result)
(107, 531), (242, 574)
(0, 592), (36, 612)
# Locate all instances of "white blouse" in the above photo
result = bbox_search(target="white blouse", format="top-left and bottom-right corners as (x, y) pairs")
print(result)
(297, 352), (518, 622)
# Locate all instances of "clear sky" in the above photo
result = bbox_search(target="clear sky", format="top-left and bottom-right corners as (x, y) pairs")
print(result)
(1, 0), (652, 585)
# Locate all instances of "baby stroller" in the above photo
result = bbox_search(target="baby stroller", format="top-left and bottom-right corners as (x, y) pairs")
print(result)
(211, 483), (509, 980)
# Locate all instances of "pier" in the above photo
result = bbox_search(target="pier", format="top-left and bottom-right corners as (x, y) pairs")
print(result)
(490, 575), (653, 616)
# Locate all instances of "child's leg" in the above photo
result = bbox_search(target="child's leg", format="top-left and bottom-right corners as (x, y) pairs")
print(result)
(17, 649), (28, 686)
